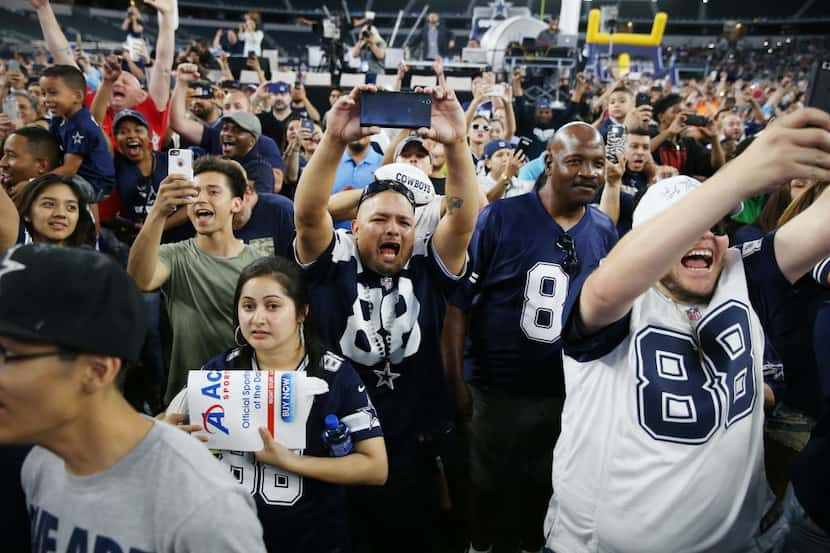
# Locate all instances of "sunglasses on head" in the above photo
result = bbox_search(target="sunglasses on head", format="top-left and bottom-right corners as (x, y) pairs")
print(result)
(556, 233), (580, 275)
(471, 123), (491, 132)
(709, 221), (729, 237)
(359, 180), (416, 208)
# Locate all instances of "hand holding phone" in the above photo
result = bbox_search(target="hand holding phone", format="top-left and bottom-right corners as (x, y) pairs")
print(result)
(636, 92), (651, 107)
(685, 114), (708, 127)
(806, 61), (830, 113)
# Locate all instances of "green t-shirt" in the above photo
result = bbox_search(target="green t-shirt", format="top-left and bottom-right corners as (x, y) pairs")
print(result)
(159, 239), (260, 402)
(731, 195), (767, 225)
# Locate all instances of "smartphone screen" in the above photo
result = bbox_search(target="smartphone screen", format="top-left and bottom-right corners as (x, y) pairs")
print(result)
(806, 61), (830, 113)
(360, 91), (432, 129)
(168, 149), (194, 181)
(301, 118), (314, 132)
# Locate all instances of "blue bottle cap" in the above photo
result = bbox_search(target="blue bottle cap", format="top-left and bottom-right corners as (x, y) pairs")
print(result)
(324, 414), (339, 430)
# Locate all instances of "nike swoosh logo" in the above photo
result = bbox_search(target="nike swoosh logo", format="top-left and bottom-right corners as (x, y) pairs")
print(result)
(358, 385), (366, 392)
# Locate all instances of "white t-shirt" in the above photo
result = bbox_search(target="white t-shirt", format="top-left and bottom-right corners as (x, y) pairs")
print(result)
(240, 29), (264, 56)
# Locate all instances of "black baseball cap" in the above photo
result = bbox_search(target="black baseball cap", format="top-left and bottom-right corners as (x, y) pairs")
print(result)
(0, 245), (146, 361)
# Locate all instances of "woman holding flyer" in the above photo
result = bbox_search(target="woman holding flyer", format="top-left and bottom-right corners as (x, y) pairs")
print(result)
(164, 256), (387, 553)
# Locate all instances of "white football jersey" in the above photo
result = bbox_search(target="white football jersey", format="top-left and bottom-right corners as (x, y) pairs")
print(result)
(545, 246), (775, 553)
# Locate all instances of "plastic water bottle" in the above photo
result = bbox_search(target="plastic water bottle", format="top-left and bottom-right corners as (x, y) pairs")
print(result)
(322, 414), (353, 457)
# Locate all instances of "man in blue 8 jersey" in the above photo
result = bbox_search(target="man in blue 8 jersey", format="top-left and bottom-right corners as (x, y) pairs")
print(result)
(293, 84), (480, 551)
(445, 123), (617, 553)
(544, 108), (830, 553)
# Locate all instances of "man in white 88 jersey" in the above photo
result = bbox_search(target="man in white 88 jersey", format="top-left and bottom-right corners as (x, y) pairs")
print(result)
(544, 108), (830, 553)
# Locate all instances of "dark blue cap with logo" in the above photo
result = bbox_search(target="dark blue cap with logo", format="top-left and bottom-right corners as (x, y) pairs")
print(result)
(267, 81), (291, 94)
(112, 109), (149, 132)
(484, 139), (514, 159)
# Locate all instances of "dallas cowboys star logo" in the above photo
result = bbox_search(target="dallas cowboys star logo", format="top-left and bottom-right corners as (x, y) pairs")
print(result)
(373, 362), (401, 390)
(71, 132), (85, 145)
(0, 246), (26, 291)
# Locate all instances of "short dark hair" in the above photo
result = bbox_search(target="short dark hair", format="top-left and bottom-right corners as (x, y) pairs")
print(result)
(193, 155), (247, 199)
(7, 126), (62, 169)
(628, 127), (651, 138)
(41, 64), (87, 94)
(652, 93), (682, 119)
(18, 174), (96, 247)
(610, 86), (632, 96)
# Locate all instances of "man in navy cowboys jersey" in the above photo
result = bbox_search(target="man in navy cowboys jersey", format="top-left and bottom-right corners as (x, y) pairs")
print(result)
(544, 108), (830, 553)
(293, 84), (480, 552)
(446, 122), (618, 553)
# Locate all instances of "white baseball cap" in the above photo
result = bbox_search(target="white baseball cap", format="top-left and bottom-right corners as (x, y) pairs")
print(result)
(632, 176), (702, 229)
(633, 175), (743, 229)
(374, 163), (435, 207)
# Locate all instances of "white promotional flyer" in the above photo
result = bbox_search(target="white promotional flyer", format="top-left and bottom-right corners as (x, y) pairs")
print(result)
(186, 370), (329, 451)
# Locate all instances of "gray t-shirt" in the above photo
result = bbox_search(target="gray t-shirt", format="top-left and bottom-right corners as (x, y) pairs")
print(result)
(159, 238), (260, 402)
(22, 420), (266, 553)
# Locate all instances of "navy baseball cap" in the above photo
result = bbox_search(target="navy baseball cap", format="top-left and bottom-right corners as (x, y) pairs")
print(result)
(0, 245), (146, 361)
(484, 139), (514, 159)
(267, 81), (290, 94)
(112, 109), (149, 132)
(535, 99), (553, 110)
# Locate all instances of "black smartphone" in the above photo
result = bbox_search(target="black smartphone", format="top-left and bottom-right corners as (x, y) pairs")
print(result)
(301, 118), (314, 132)
(636, 92), (651, 107)
(685, 114), (708, 127)
(806, 61), (830, 113)
(360, 91), (432, 129)
(515, 136), (532, 157)
(248, 52), (257, 60)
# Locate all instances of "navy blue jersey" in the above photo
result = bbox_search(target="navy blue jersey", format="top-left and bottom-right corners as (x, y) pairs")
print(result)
(298, 230), (464, 466)
(49, 107), (116, 198)
(791, 300), (830, 534)
(202, 347), (382, 553)
(235, 192), (295, 258)
(454, 195), (618, 395)
(114, 151), (196, 243)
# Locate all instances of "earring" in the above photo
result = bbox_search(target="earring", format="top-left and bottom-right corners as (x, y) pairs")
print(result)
(234, 325), (246, 346)
(298, 322), (305, 350)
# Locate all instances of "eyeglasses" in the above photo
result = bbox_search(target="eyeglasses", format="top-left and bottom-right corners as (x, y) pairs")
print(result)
(556, 233), (580, 275)
(358, 180), (416, 208)
(0, 346), (76, 366)
(471, 123), (491, 132)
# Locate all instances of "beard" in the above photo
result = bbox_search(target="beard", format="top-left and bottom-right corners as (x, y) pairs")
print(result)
(348, 141), (368, 153)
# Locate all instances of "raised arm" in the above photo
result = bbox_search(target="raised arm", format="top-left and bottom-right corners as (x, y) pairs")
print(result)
(144, 0), (176, 111)
(169, 63), (206, 146)
(31, 0), (78, 68)
(91, 57), (120, 126)
(294, 85), (381, 264)
(775, 183), (830, 284)
(428, 86), (479, 276)
(578, 108), (830, 334)
(127, 175), (196, 290)
(598, 155), (624, 224)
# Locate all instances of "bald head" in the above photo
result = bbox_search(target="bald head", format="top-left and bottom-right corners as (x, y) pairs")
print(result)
(549, 122), (603, 155)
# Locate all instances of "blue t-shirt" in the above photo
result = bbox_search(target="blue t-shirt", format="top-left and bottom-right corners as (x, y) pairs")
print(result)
(235, 192), (295, 258)
(452, 195), (618, 395)
(49, 106), (116, 198)
(202, 347), (382, 552)
(331, 149), (383, 230)
(298, 230), (464, 466)
(200, 125), (282, 194)
(114, 151), (196, 243)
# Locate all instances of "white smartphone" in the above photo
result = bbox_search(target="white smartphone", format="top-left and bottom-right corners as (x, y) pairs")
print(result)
(487, 83), (506, 97)
(168, 149), (194, 181)
(3, 95), (19, 121)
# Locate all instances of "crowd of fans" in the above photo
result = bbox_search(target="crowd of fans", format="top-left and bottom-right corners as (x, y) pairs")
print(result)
(1, 1), (829, 552)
